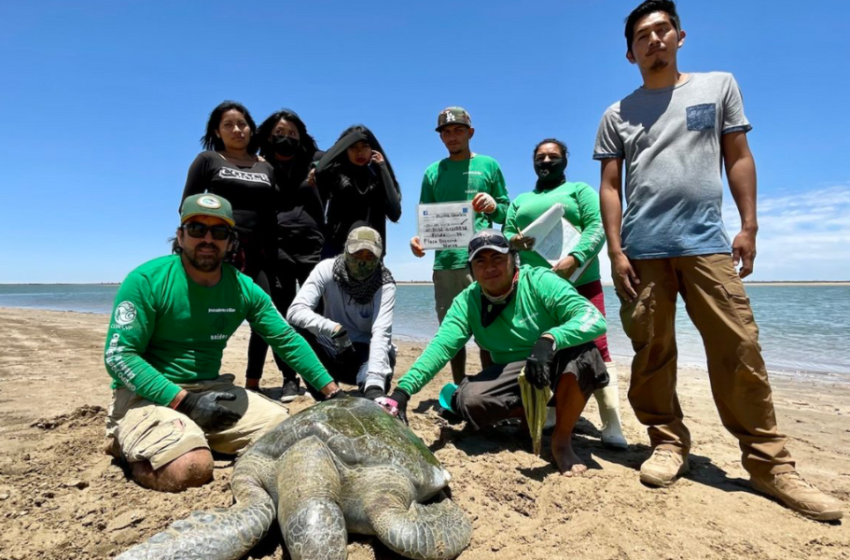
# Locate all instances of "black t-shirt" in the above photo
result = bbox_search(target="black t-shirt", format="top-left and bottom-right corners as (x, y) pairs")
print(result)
(181, 151), (277, 241)
(274, 151), (325, 265)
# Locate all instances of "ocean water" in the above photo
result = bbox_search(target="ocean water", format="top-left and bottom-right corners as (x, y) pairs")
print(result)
(1, 283), (848, 378)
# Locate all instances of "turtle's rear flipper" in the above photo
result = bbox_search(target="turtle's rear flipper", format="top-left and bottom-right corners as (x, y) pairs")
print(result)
(360, 470), (472, 560)
(115, 458), (276, 560)
(277, 435), (348, 560)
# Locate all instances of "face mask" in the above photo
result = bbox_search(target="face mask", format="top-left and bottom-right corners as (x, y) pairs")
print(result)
(534, 158), (567, 186)
(271, 135), (299, 157)
(345, 252), (379, 281)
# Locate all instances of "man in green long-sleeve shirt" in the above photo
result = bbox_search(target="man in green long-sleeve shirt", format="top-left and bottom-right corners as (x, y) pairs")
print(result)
(409, 107), (511, 385)
(104, 193), (341, 493)
(384, 230), (609, 476)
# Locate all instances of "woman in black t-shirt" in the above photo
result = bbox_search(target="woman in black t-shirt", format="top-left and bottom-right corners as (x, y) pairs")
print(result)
(251, 109), (325, 400)
(314, 125), (401, 257)
(180, 100), (278, 386)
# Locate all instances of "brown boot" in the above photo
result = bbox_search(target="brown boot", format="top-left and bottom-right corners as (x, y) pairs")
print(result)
(751, 471), (843, 521)
(640, 448), (689, 487)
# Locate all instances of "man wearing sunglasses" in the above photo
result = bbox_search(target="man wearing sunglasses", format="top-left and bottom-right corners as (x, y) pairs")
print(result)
(104, 193), (341, 493)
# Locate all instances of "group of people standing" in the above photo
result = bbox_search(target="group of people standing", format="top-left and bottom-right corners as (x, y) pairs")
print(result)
(102, 0), (842, 527)
(180, 106), (401, 402)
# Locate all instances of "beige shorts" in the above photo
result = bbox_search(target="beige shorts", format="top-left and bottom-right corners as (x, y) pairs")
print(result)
(433, 268), (474, 323)
(105, 374), (289, 470)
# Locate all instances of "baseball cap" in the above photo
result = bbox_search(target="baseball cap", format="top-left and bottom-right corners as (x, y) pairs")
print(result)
(436, 106), (472, 131)
(468, 229), (511, 261)
(346, 226), (384, 258)
(180, 193), (235, 226)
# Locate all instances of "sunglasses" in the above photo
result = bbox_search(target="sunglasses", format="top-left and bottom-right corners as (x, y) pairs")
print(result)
(181, 222), (232, 241)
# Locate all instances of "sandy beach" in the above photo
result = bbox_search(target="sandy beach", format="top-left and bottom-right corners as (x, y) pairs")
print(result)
(0, 306), (848, 560)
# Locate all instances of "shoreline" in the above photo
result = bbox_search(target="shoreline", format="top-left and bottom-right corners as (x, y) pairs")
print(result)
(4, 306), (848, 382)
(0, 306), (848, 559)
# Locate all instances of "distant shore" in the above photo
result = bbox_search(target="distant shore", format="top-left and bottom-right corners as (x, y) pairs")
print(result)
(4, 280), (849, 287)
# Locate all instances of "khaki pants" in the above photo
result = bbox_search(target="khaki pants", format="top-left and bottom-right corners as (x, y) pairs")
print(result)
(106, 374), (289, 470)
(620, 254), (794, 477)
(433, 268), (474, 323)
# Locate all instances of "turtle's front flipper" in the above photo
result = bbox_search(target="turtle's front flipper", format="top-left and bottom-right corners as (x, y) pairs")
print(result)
(277, 435), (348, 560)
(115, 454), (277, 560)
(358, 467), (472, 560)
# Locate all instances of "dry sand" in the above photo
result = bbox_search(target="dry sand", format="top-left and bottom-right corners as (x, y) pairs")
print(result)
(0, 307), (848, 560)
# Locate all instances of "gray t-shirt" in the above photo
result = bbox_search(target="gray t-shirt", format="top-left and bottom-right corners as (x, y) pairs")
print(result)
(593, 72), (751, 259)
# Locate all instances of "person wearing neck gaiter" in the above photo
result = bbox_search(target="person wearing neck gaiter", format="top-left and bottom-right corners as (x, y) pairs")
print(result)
(380, 230), (608, 476)
(314, 125), (402, 258)
(242, 109), (326, 401)
(503, 138), (628, 450)
(286, 226), (397, 401)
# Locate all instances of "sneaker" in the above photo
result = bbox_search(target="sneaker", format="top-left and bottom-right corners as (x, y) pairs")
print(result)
(751, 471), (844, 521)
(640, 448), (689, 487)
(280, 379), (301, 403)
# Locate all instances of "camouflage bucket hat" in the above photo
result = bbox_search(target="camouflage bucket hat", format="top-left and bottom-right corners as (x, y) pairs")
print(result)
(436, 106), (472, 131)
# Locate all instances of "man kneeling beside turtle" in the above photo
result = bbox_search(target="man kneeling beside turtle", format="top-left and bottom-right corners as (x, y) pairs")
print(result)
(380, 230), (609, 475)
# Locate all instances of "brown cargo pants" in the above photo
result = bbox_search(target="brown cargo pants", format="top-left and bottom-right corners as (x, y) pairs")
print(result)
(620, 253), (795, 477)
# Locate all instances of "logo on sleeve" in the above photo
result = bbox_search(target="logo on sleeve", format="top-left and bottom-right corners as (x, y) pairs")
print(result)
(114, 301), (138, 326)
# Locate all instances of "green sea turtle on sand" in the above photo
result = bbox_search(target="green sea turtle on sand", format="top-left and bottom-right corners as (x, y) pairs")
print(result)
(116, 397), (472, 560)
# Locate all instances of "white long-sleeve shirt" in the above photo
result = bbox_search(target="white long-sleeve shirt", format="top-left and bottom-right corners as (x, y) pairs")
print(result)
(286, 259), (395, 389)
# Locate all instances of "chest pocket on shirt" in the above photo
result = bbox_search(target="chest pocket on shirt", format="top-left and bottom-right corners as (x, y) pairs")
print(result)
(686, 103), (716, 131)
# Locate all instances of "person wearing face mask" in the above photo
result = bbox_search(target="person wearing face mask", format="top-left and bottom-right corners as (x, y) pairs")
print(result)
(247, 109), (326, 401)
(313, 125), (402, 258)
(379, 230), (608, 476)
(180, 101), (279, 393)
(286, 226), (397, 401)
(502, 138), (628, 450)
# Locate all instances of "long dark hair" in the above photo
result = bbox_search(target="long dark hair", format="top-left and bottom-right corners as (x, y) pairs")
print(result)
(200, 100), (259, 154)
(257, 109), (318, 185)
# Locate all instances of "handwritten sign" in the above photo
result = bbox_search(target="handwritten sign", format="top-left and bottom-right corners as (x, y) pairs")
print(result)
(418, 202), (475, 250)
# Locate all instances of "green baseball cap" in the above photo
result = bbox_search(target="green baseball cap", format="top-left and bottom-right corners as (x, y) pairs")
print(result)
(180, 193), (235, 226)
(346, 226), (384, 258)
(436, 106), (472, 131)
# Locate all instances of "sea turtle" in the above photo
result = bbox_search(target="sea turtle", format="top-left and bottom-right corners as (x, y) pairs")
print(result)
(116, 397), (472, 560)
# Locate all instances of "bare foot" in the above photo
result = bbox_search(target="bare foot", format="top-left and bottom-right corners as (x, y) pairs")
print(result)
(552, 433), (587, 477)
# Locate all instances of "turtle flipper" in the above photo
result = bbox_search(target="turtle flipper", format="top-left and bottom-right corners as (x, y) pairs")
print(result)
(277, 435), (348, 560)
(359, 468), (472, 560)
(115, 458), (276, 560)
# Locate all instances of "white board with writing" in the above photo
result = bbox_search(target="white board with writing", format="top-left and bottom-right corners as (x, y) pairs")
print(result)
(417, 202), (475, 250)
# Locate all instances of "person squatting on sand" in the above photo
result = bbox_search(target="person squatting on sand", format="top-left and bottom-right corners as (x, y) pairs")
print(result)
(180, 101), (282, 397)
(286, 226), (397, 401)
(504, 137), (628, 449)
(409, 107), (510, 385)
(595, 0), (842, 520)
(103, 194), (343, 493)
(249, 109), (326, 402)
(380, 229), (610, 476)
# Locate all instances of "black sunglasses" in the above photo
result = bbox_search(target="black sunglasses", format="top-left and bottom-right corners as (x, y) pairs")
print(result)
(181, 222), (232, 241)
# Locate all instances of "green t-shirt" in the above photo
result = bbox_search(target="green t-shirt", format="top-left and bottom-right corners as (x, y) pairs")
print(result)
(420, 154), (510, 270)
(104, 255), (332, 406)
(503, 181), (605, 286)
(397, 265), (607, 396)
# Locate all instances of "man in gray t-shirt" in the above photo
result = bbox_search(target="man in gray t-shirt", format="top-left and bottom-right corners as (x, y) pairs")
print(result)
(594, 0), (842, 521)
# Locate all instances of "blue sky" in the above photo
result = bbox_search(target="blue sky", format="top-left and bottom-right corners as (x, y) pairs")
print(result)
(1, 0), (848, 283)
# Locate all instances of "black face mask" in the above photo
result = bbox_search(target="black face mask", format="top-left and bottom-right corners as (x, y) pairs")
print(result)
(534, 158), (567, 188)
(271, 135), (299, 157)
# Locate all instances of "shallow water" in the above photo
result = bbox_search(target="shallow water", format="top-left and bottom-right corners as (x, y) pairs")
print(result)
(1, 283), (848, 378)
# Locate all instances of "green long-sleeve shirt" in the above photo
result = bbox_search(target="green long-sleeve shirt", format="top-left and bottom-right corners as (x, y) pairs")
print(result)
(104, 255), (333, 406)
(420, 154), (510, 270)
(503, 181), (606, 286)
(397, 265), (606, 396)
